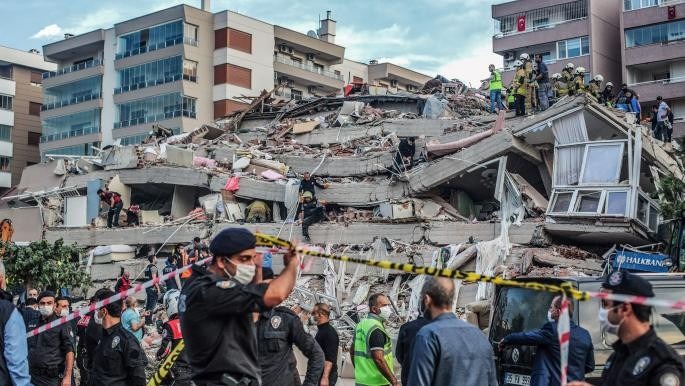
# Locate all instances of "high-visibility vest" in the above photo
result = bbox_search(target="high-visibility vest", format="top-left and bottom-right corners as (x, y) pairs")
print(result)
(180, 250), (192, 279)
(353, 315), (393, 385)
(489, 71), (503, 91)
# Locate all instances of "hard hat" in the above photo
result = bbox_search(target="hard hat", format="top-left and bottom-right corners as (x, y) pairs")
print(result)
(551, 73), (561, 80)
(606, 82), (614, 87)
(302, 191), (313, 199)
(575, 67), (586, 75)
(513, 60), (523, 67)
(163, 289), (181, 318)
(594, 74), (604, 82)
(519, 53), (530, 61)
(565, 62), (575, 70)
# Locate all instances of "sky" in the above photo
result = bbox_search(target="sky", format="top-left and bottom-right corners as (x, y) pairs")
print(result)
(2, 0), (507, 87)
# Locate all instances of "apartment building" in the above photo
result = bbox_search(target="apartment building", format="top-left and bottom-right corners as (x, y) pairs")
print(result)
(621, 0), (685, 137)
(40, 2), (430, 156)
(0, 46), (55, 189)
(491, 0), (622, 86)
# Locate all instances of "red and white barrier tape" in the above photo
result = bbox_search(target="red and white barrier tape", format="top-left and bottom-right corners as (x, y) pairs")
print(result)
(27, 257), (212, 338)
(558, 296), (571, 386)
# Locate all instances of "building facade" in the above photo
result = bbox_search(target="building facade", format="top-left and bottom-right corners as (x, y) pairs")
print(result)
(40, 3), (430, 158)
(621, 0), (685, 137)
(491, 0), (622, 87)
(0, 46), (55, 189)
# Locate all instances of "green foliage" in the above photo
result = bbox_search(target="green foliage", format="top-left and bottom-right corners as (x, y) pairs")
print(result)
(1, 239), (91, 292)
(657, 174), (685, 220)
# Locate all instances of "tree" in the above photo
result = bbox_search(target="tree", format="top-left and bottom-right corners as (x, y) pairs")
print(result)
(1, 239), (91, 293)
(658, 175), (685, 220)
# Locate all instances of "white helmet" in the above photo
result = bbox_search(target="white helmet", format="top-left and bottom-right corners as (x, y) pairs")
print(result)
(593, 74), (604, 83)
(606, 82), (614, 87)
(513, 60), (523, 67)
(520, 53), (530, 61)
(551, 73), (561, 80)
(565, 62), (575, 70)
(163, 289), (181, 317)
(575, 67), (586, 75)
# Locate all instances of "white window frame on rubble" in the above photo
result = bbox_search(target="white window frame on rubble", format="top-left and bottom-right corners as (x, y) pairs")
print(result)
(635, 190), (660, 232)
(547, 187), (631, 217)
(553, 140), (627, 188)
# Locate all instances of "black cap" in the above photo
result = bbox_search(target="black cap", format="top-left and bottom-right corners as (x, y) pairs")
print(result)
(37, 290), (56, 302)
(602, 271), (654, 297)
(209, 228), (256, 257)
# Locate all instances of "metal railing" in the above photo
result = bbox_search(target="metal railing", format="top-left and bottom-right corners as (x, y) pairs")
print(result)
(115, 37), (185, 60)
(42, 59), (102, 79)
(40, 126), (100, 143)
(41, 91), (102, 111)
(274, 56), (344, 81)
(494, 17), (587, 38)
(628, 75), (685, 87)
(113, 109), (196, 129)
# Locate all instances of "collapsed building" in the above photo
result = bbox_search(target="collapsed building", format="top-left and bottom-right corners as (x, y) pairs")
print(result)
(2, 90), (682, 366)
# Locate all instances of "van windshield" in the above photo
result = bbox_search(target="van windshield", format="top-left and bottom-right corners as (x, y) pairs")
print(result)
(491, 287), (557, 342)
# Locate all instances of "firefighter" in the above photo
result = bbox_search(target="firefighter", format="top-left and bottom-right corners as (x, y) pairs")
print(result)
(156, 290), (191, 385)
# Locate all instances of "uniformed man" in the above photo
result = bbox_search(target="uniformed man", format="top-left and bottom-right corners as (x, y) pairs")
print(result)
(588, 74), (604, 100)
(245, 200), (271, 223)
(156, 289), (191, 385)
(298, 191), (327, 243)
(520, 53), (536, 112)
(89, 288), (147, 386)
(513, 60), (528, 117)
(568, 271), (685, 386)
(27, 291), (74, 386)
(144, 254), (161, 325)
(257, 305), (324, 386)
(561, 63), (575, 85)
(600, 82), (615, 106)
(75, 296), (101, 386)
(163, 255), (181, 291)
(179, 228), (300, 386)
(570, 67), (587, 96)
(299, 172), (328, 198)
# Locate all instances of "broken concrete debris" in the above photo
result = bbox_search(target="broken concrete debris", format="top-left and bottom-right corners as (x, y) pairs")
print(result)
(4, 88), (683, 339)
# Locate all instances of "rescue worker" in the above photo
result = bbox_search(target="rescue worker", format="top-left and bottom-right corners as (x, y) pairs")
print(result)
(506, 87), (516, 110)
(89, 288), (147, 385)
(163, 255), (182, 291)
(600, 82), (615, 106)
(179, 228), (299, 386)
(299, 191), (327, 243)
(351, 294), (398, 386)
(156, 290), (192, 385)
(97, 188), (123, 228)
(299, 172), (328, 198)
(245, 200), (271, 223)
(178, 244), (193, 284)
(561, 63), (575, 85)
(570, 67), (587, 95)
(392, 137), (416, 175)
(75, 297), (101, 386)
(588, 74), (604, 100)
(488, 64), (505, 113)
(521, 53), (536, 112)
(513, 60), (528, 116)
(27, 291), (75, 386)
(534, 53), (550, 111)
(568, 271), (685, 386)
(551, 73), (563, 100)
(257, 305), (324, 386)
(144, 255), (161, 325)
(615, 83), (632, 111)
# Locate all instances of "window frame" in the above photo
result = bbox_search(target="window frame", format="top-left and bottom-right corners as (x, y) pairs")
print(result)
(578, 142), (625, 185)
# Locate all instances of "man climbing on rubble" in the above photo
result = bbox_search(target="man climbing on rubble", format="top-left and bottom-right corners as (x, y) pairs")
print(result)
(97, 188), (124, 228)
(391, 137), (416, 177)
(299, 172), (328, 198)
(157, 289), (192, 385)
(299, 191), (327, 243)
(351, 293), (398, 386)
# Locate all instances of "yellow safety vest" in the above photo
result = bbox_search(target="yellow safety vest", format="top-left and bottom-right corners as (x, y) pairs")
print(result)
(353, 315), (393, 385)
(489, 71), (503, 91)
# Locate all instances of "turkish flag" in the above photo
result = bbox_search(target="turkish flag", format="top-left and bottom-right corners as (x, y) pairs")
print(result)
(517, 15), (526, 32)
(668, 6), (676, 20)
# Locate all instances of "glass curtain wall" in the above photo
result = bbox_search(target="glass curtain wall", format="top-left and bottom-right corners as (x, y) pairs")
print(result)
(43, 76), (102, 110)
(41, 109), (101, 142)
(117, 20), (183, 58)
(115, 93), (197, 128)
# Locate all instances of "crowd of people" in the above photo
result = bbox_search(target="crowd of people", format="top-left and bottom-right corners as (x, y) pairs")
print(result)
(486, 54), (676, 144)
(0, 229), (683, 385)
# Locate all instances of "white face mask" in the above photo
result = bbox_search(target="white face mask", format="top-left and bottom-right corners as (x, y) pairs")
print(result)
(94, 310), (104, 325)
(547, 310), (555, 323)
(39, 305), (54, 317)
(59, 309), (69, 317)
(379, 305), (393, 320)
(224, 259), (256, 285)
(598, 306), (622, 336)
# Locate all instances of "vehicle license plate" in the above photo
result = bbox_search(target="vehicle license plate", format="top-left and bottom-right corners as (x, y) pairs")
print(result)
(504, 372), (531, 386)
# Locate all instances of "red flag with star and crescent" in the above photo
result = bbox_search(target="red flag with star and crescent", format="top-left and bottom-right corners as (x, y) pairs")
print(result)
(517, 15), (526, 32)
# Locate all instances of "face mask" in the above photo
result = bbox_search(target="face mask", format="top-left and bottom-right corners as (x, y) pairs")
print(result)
(60, 309), (69, 317)
(94, 310), (104, 325)
(598, 306), (622, 336)
(39, 305), (54, 317)
(379, 305), (393, 320)
(547, 310), (555, 323)
(224, 259), (256, 285)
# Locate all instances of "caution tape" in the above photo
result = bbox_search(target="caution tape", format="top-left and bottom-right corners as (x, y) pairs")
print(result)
(146, 339), (185, 386)
(255, 233), (685, 311)
(27, 257), (212, 338)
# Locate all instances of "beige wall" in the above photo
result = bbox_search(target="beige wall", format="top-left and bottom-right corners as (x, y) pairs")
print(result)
(332, 59), (369, 84)
(11, 66), (43, 186)
(588, 0), (621, 87)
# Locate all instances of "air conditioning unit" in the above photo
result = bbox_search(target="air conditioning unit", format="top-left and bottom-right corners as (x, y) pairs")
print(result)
(308, 86), (317, 94)
(279, 44), (288, 52)
(390, 79), (398, 87)
(306, 53), (315, 61)
(504, 52), (515, 61)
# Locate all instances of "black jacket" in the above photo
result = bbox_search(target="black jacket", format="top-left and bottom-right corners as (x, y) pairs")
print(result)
(89, 322), (147, 386)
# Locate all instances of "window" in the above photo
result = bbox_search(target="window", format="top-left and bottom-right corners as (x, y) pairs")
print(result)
(0, 157), (11, 172)
(116, 56), (183, 93)
(625, 20), (685, 48)
(494, 0), (587, 35)
(291, 89), (302, 101)
(30, 71), (42, 85)
(184, 23), (198, 45)
(580, 143), (624, 184)
(42, 109), (101, 143)
(114, 93), (195, 128)
(575, 191), (602, 213)
(43, 75), (102, 109)
(636, 193), (659, 231)
(0, 64), (11, 80)
(557, 36), (589, 59)
(0, 95), (12, 110)
(605, 191), (628, 215)
(27, 131), (40, 146)
(0, 125), (10, 142)
(551, 191), (574, 212)
(183, 60), (197, 82)
(537, 52), (553, 63)
(624, 0), (658, 11)
(29, 102), (41, 116)
(116, 20), (183, 58)
(314, 64), (324, 74)
(227, 28), (252, 54)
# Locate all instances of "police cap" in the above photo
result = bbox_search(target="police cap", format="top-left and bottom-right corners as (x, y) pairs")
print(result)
(602, 271), (654, 297)
(209, 228), (256, 257)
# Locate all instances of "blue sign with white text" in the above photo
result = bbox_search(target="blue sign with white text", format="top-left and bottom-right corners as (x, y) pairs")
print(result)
(611, 248), (671, 273)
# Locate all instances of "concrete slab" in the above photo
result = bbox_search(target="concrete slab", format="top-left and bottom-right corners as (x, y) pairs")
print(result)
(102, 147), (138, 170)
(44, 224), (209, 247)
(425, 221), (539, 245)
(294, 125), (383, 146)
(544, 222), (649, 246)
(210, 177), (287, 202)
(165, 145), (194, 167)
(317, 181), (409, 206)
(381, 119), (460, 137)
(277, 152), (395, 177)
(117, 167), (210, 188)
(171, 185), (196, 219)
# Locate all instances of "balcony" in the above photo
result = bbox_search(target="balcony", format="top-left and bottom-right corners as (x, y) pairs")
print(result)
(624, 39), (685, 67)
(43, 59), (101, 79)
(273, 57), (344, 92)
(114, 109), (196, 129)
(115, 37), (189, 60)
(40, 126), (100, 144)
(493, 18), (588, 54)
(274, 25), (345, 64)
(628, 76), (685, 102)
(41, 92), (102, 112)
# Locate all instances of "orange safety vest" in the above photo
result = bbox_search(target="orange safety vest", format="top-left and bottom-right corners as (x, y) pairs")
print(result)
(168, 318), (183, 340)
(180, 250), (192, 279)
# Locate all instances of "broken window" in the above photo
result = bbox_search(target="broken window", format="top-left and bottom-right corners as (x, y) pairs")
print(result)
(551, 191), (573, 213)
(635, 192), (660, 232)
(575, 191), (601, 213)
(580, 143), (624, 184)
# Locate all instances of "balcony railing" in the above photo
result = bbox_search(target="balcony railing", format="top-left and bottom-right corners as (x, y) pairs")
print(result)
(494, 17), (587, 38)
(113, 109), (197, 129)
(274, 57), (344, 81)
(40, 126), (100, 143)
(41, 91), (102, 111)
(115, 36), (197, 60)
(629, 75), (685, 87)
(43, 59), (102, 79)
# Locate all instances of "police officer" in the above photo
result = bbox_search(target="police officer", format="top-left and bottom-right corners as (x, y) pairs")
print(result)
(569, 271), (685, 386)
(144, 254), (161, 325)
(28, 291), (74, 386)
(89, 288), (147, 385)
(75, 296), (101, 386)
(257, 302), (324, 385)
(179, 228), (300, 386)
(156, 289), (192, 385)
